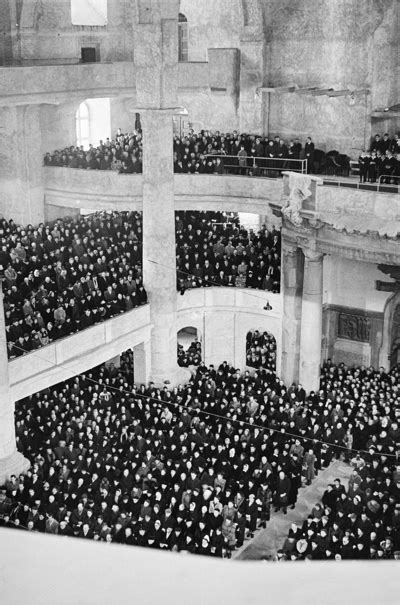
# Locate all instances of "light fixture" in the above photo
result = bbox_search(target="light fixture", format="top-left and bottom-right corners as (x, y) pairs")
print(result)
(263, 301), (272, 311)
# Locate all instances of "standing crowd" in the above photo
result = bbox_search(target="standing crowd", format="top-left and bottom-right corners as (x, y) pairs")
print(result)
(0, 211), (281, 360)
(177, 340), (202, 368)
(358, 132), (400, 184)
(0, 213), (147, 359)
(176, 212), (281, 293)
(277, 361), (400, 560)
(246, 330), (277, 372)
(1, 356), (399, 560)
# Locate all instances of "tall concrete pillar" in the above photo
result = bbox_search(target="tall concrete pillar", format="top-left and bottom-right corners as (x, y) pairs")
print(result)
(0, 279), (30, 485)
(299, 250), (324, 392)
(133, 341), (151, 385)
(0, 104), (45, 225)
(280, 243), (304, 386)
(141, 110), (188, 385)
(133, 0), (188, 386)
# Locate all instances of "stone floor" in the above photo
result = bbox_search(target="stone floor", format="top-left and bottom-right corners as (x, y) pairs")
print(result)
(234, 459), (352, 561)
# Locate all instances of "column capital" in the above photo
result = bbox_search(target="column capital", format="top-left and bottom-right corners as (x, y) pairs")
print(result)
(302, 248), (324, 262)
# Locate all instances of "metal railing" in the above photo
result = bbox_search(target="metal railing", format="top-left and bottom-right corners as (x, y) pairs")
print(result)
(378, 174), (400, 185)
(204, 154), (308, 176)
(323, 176), (399, 194)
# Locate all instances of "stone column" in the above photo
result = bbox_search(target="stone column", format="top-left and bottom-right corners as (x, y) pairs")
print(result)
(141, 110), (188, 385)
(133, 341), (151, 385)
(280, 243), (304, 386)
(0, 279), (30, 485)
(299, 250), (324, 392)
(0, 104), (45, 225)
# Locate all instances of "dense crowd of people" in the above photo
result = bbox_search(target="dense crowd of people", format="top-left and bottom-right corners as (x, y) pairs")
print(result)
(1, 355), (398, 560)
(358, 133), (400, 184)
(246, 330), (277, 372)
(176, 212), (281, 293)
(177, 339), (202, 368)
(0, 211), (282, 359)
(43, 129), (143, 174)
(0, 213), (147, 360)
(44, 128), (400, 183)
(276, 362), (400, 561)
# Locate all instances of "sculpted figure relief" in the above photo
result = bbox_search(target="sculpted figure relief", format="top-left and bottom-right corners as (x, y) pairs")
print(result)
(338, 313), (371, 343)
(282, 173), (312, 227)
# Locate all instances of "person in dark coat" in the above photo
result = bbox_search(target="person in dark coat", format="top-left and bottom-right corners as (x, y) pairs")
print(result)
(274, 471), (291, 514)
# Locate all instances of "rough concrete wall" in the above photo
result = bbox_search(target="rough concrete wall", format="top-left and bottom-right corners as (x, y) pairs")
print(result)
(261, 0), (399, 155)
(17, 0), (134, 63)
(178, 90), (239, 132)
(180, 0), (243, 61)
(0, 0), (14, 64)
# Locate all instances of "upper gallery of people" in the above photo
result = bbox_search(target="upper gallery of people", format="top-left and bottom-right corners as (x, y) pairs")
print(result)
(43, 128), (400, 180)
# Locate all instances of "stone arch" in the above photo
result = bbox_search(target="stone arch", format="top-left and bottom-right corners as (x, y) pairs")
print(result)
(379, 291), (400, 370)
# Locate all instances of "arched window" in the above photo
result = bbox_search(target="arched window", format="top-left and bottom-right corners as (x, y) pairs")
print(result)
(178, 13), (188, 62)
(76, 101), (90, 148)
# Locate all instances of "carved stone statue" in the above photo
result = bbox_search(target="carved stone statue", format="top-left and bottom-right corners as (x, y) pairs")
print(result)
(282, 173), (312, 227)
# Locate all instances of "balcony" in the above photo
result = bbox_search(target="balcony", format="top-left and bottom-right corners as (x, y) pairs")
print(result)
(9, 304), (151, 401)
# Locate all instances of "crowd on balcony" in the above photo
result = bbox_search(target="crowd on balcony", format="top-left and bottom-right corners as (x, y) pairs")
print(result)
(0, 211), (281, 360)
(43, 128), (143, 174)
(1, 357), (399, 560)
(176, 212), (281, 293)
(177, 340), (202, 368)
(0, 212), (147, 360)
(44, 127), (400, 183)
(246, 330), (277, 372)
(358, 133), (400, 184)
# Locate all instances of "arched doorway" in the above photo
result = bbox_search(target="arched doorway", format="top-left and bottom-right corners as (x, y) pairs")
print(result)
(246, 329), (276, 371)
(390, 304), (400, 369)
(177, 326), (202, 367)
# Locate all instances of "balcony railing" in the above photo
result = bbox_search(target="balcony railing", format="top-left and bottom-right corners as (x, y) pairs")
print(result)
(204, 154), (308, 176)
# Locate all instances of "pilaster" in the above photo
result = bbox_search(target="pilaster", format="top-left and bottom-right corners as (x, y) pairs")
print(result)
(299, 249), (324, 392)
(280, 242), (304, 386)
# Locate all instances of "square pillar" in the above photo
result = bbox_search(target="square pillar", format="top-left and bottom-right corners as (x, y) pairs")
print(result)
(280, 243), (304, 386)
(299, 250), (324, 392)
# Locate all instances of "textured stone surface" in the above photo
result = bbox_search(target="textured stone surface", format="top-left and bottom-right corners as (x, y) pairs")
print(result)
(177, 287), (282, 375)
(280, 244), (303, 386)
(261, 0), (400, 154)
(0, 105), (45, 224)
(180, 0), (243, 62)
(299, 251), (324, 391)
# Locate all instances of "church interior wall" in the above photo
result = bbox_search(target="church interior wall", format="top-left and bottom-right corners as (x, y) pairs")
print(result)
(260, 0), (400, 155)
(0, 0), (134, 65)
(322, 256), (394, 369)
(179, 0), (243, 62)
